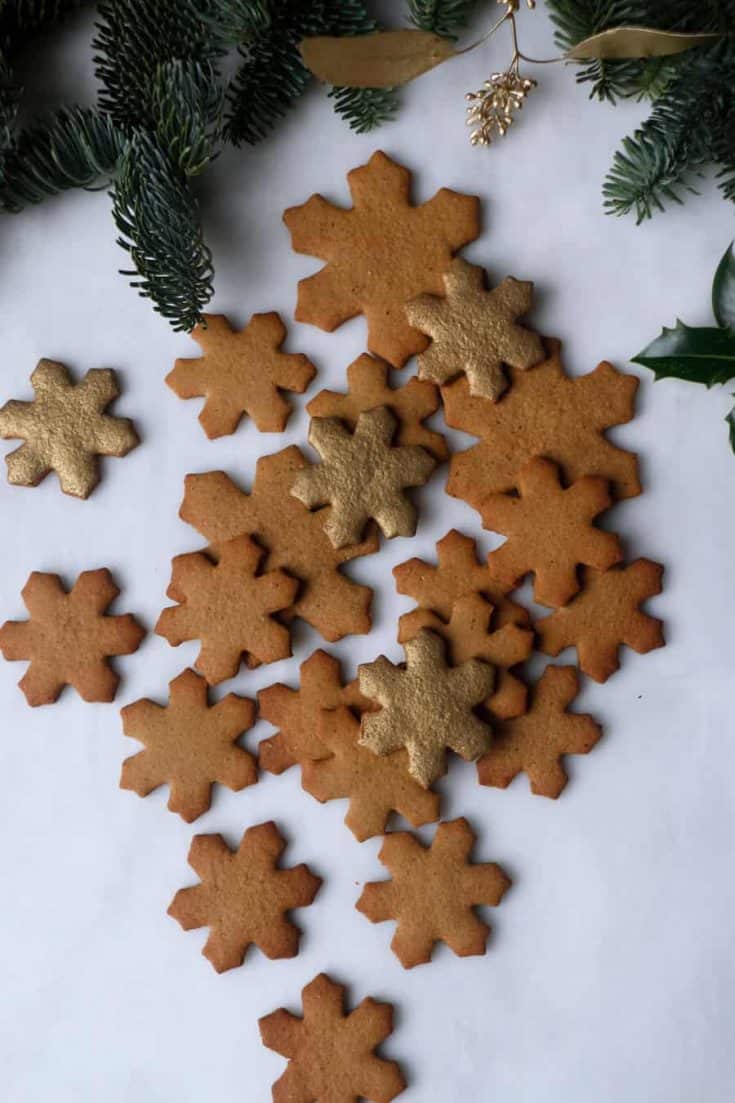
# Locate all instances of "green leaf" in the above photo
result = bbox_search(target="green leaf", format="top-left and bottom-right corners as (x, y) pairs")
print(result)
(632, 319), (735, 386)
(727, 404), (735, 455)
(712, 242), (735, 329)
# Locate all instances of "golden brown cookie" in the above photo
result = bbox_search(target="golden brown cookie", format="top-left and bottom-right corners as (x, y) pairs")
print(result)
(0, 360), (138, 498)
(155, 536), (298, 684)
(0, 569), (144, 706)
(477, 665), (602, 797)
(168, 822), (321, 974)
(301, 707), (441, 842)
(443, 339), (641, 512)
(283, 149), (480, 367)
(393, 528), (530, 629)
(356, 818), (510, 969)
(397, 593), (532, 720)
(291, 407), (436, 548)
(307, 352), (448, 461)
(406, 257), (544, 400)
(180, 446), (378, 641)
(258, 649), (369, 775)
(359, 630), (495, 788)
(166, 312), (315, 437)
(537, 560), (665, 683)
(481, 456), (623, 608)
(120, 668), (257, 822)
(259, 973), (406, 1103)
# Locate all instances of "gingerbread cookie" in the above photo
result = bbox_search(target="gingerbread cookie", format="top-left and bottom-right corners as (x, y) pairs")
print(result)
(356, 818), (510, 968)
(397, 593), (532, 720)
(259, 973), (405, 1103)
(283, 149), (480, 367)
(359, 630), (495, 788)
(302, 707), (441, 842)
(443, 339), (641, 512)
(0, 569), (144, 705)
(481, 456), (623, 608)
(167, 312), (315, 437)
(168, 822), (321, 973)
(258, 649), (368, 775)
(291, 408), (436, 548)
(155, 536), (297, 684)
(477, 665), (602, 797)
(537, 560), (665, 683)
(0, 360), (138, 498)
(307, 352), (448, 461)
(180, 447), (378, 641)
(393, 528), (530, 629)
(120, 669), (257, 822)
(406, 257), (543, 400)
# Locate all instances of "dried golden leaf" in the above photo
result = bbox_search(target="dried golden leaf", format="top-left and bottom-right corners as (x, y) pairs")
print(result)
(567, 26), (721, 61)
(300, 30), (456, 89)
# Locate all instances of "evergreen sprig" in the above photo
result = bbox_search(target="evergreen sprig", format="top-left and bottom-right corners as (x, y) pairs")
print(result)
(408, 0), (478, 39)
(150, 59), (223, 177)
(112, 130), (214, 332)
(548, 0), (735, 220)
(547, 1), (644, 102)
(93, 0), (218, 131)
(0, 0), (83, 48)
(201, 0), (270, 47)
(0, 106), (123, 209)
(328, 85), (398, 134)
(224, 0), (399, 145)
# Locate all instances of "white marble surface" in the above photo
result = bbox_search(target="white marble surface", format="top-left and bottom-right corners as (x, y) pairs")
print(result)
(1, 6), (734, 1102)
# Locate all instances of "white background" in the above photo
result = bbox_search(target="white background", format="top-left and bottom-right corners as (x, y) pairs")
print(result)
(2, 5), (734, 1102)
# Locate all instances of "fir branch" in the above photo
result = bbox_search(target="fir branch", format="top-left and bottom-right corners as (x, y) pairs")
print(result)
(151, 58), (223, 177)
(603, 131), (698, 223)
(548, 0), (735, 100)
(94, 0), (218, 132)
(225, 30), (309, 145)
(547, 1), (647, 101)
(713, 108), (735, 204)
(0, 52), (19, 147)
(407, 0), (477, 39)
(550, 1), (735, 218)
(0, 52), (18, 193)
(0, 0), (83, 46)
(328, 85), (399, 134)
(224, 0), (380, 145)
(633, 57), (677, 102)
(112, 129), (213, 332)
(0, 105), (124, 210)
(198, 0), (270, 47)
(603, 40), (734, 221)
(716, 159), (735, 205)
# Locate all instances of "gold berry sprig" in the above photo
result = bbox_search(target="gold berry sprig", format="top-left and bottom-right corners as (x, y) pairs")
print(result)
(465, 1), (539, 147)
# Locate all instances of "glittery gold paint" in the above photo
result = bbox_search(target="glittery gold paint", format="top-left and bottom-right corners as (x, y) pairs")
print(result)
(358, 629), (495, 788)
(406, 257), (543, 400)
(291, 406), (436, 549)
(0, 359), (138, 498)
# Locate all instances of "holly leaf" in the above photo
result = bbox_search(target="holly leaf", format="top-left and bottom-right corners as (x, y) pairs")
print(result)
(727, 405), (735, 455)
(632, 320), (735, 387)
(712, 242), (735, 330)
